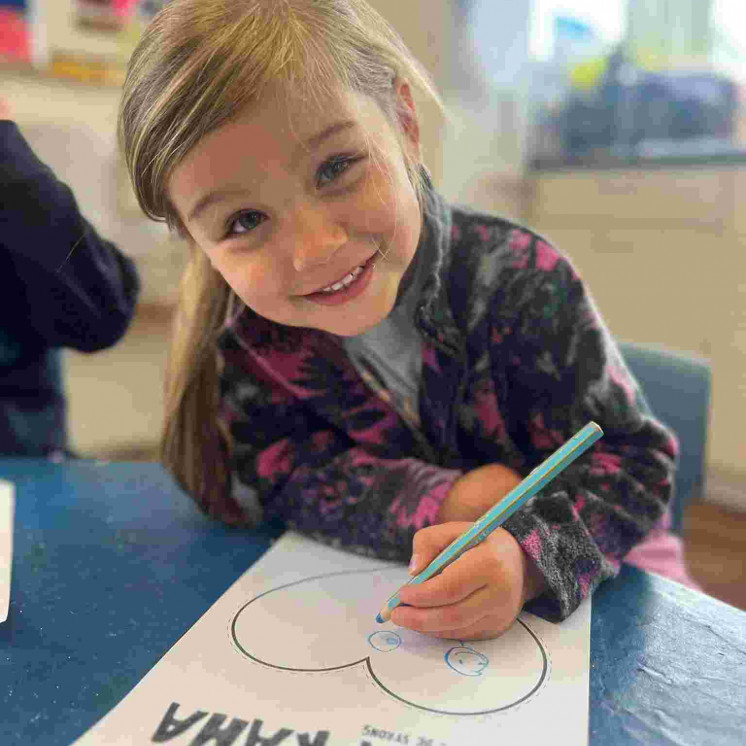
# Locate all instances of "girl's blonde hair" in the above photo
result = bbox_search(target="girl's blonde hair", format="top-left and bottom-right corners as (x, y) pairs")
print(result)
(119, 0), (442, 520)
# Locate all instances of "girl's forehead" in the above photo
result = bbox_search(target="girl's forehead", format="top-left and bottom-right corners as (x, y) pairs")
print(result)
(243, 84), (387, 143)
(168, 85), (396, 206)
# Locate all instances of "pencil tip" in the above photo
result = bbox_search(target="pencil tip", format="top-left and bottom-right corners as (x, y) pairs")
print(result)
(375, 613), (384, 624)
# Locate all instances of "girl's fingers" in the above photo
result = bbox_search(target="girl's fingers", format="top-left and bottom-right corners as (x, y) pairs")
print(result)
(408, 522), (474, 576)
(395, 524), (528, 640)
(420, 612), (517, 641)
(399, 544), (495, 608)
(391, 583), (493, 633)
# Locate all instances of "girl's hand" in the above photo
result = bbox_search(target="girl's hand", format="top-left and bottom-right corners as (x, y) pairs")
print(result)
(438, 463), (523, 522)
(391, 522), (546, 640)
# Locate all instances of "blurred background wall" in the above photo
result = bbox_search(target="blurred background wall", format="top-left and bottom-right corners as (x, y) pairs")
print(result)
(1, 0), (744, 514)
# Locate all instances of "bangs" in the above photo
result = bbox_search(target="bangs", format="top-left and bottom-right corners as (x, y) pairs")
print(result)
(120, 0), (438, 229)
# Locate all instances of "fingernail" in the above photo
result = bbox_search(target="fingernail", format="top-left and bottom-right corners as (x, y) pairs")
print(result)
(408, 555), (419, 575)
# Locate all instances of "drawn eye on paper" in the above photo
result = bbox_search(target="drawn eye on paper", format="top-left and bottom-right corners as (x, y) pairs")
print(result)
(230, 568), (549, 716)
(368, 630), (402, 652)
(445, 645), (490, 677)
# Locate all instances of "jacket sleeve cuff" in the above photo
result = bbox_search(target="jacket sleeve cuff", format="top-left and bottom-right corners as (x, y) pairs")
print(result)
(503, 504), (619, 622)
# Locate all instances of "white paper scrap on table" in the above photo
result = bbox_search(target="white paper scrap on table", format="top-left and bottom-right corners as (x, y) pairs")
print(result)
(0, 479), (14, 623)
(72, 532), (590, 746)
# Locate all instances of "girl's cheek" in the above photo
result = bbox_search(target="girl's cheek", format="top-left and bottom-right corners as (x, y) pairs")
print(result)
(232, 259), (275, 302)
(358, 165), (394, 210)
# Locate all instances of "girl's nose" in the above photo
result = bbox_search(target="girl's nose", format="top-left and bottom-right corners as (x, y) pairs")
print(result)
(290, 204), (347, 272)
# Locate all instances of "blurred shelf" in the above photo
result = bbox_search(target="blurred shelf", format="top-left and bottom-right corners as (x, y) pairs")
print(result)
(0, 53), (125, 89)
(531, 149), (746, 172)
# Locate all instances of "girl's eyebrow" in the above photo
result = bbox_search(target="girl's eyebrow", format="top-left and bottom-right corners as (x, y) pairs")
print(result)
(301, 120), (357, 151)
(289, 119), (358, 168)
(187, 120), (358, 223)
(187, 186), (252, 224)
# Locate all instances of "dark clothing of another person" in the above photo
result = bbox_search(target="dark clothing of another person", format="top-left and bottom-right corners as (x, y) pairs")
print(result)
(0, 121), (139, 456)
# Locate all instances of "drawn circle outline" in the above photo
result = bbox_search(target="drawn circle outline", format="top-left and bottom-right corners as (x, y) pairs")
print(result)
(229, 568), (549, 716)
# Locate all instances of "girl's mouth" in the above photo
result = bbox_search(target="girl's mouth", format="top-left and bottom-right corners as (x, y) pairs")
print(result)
(303, 253), (379, 307)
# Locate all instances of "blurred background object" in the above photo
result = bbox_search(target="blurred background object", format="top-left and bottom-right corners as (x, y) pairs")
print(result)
(0, 0), (743, 607)
(0, 0), (34, 66)
(1, 0), (184, 459)
(528, 0), (746, 164)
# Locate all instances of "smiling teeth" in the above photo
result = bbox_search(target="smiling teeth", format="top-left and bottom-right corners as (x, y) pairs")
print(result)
(320, 265), (364, 293)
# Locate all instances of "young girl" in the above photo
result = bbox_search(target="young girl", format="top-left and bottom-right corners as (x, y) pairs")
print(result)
(120, 0), (689, 641)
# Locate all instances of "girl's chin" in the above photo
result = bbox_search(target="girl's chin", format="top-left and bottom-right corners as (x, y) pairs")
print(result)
(313, 299), (395, 337)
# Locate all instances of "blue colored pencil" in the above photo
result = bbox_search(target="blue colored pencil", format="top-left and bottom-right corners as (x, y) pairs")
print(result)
(375, 421), (604, 623)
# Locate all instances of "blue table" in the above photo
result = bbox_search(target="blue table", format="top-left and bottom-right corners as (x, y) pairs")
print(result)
(1, 459), (744, 745)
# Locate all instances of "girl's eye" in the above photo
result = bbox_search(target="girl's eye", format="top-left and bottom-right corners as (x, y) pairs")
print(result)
(223, 154), (361, 238)
(316, 154), (360, 187)
(227, 210), (265, 237)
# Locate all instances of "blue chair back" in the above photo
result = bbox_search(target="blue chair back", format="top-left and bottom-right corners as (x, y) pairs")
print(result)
(618, 342), (710, 535)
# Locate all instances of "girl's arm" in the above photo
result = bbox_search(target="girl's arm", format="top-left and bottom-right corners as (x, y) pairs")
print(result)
(0, 121), (139, 351)
(219, 330), (465, 562)
(393, 235), (676, 637)
(493, 237), (677, 622)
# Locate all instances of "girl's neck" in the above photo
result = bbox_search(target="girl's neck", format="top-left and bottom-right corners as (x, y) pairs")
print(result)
(394, 221), (428, 307)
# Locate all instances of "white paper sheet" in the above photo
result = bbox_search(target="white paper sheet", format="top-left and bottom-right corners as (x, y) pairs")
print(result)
(73, 532), (590, 745)
(0, 479), (14, 623)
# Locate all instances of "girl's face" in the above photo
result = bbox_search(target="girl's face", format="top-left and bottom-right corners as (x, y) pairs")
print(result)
(168, 82), (423, 336)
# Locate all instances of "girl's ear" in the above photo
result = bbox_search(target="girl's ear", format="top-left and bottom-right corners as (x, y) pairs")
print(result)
(393, 78), (421, 159)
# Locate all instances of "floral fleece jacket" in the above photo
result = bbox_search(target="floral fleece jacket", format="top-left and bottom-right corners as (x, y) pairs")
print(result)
(216, 183), (678, 624)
